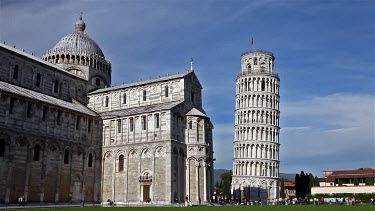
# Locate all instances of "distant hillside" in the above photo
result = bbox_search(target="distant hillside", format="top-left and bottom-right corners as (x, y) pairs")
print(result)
(280, 173), (296, 181)
(214, 169), (296, 184)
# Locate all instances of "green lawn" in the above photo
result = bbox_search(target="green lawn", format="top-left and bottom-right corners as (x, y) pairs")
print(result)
(20, 205), (374, 211)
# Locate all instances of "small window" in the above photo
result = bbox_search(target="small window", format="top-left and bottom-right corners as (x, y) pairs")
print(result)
(142, 116), (146, 130)
(9, 97), (15, 114)
(33, 144), (40, 161)
(13, 65), (19, 80)
(95, 78), (101, 86)
(119, 155), (124, 172)
(26, 102), (32, 118)
(88, 153), (93, 167)
(261, 80), (265, 91)
(88, 120), (92, 133)
(143, 90), (147, 101)
(247, 64), (251, 71)
(54, 79), (59, 93)
(105, 96), (109, 107)
(155, 114), (160, 128)
(254, 58), (258, 65)
(0, 139), (5, 157)
(117, 119), (122, 133)
(56, 111), (62, 125)
(35, 73), (41, 87)
(122, 93), (127, 104)
(189, 121), (193, 129)
(76, 116), (81, 130)
(64, 149), (70, 164)
(42, 106), (48, 122)
(129, 118), (134, 132)
(165, 85), (169, 97)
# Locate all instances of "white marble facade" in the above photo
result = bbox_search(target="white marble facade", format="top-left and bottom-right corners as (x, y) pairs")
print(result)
(231, 50), (280, 203)
(0, 16), (213, 205)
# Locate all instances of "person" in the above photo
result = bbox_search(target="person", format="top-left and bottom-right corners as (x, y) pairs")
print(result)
(22, 196), (25, 207)
(18, 196), (22, 207)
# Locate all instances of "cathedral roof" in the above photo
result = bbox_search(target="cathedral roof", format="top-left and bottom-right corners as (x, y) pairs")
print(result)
(88, 71), (194, 95)
(99, 101), (183, 119)
(42, 15), (105, 60)
(0, 81), (97, 116)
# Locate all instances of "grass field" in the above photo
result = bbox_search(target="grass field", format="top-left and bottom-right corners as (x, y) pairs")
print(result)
(20, 205), (374, 211)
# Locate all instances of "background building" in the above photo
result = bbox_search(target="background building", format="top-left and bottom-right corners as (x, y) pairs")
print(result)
(312, 169), (375, 195)
(0, 16), (213, 205)
(231, 49), (280, 202)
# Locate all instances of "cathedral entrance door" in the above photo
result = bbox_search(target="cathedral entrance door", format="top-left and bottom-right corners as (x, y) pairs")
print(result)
(143, 185), (150, 202)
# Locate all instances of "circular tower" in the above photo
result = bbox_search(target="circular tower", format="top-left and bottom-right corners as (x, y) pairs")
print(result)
(231, 50), (280, 203)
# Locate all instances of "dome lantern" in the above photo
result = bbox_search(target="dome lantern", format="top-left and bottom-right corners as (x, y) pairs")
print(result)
(75, 14), (86, 32)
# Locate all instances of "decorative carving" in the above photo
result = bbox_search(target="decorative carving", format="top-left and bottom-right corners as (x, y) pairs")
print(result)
(155, 147), (164, 157)
(141, 148), (151, 158)
(129, 150), (138, 159)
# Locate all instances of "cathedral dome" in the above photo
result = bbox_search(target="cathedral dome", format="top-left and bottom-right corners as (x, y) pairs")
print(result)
(41, 15), (110, 70)
(44, 15), (104, 59)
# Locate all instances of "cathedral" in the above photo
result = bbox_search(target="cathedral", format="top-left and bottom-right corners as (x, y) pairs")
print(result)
(0, 16), (214, 205)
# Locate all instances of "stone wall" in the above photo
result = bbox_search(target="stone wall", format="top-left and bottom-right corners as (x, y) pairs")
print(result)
(0, 45), (88, 104)
(312, 186), (375, 194)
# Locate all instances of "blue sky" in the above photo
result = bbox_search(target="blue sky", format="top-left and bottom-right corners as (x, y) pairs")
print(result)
(1, 0), (374, 177)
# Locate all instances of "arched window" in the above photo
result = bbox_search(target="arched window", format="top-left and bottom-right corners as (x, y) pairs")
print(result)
(129, 118), (134, 132)
(105, 96), (109, 107)
(247, 64), (251, 72)
(143, 90), (147, 101)
(254, 58), (258, 65)
(261, 80), (265, 91)
(122, 93), (127, 104)
(117, 119), (122, 133)
(88, 153), (93, 167)
(54, 79), (59, 93)
(119, 155), (124, 172)
(141, 116), (146, 130)
(165, 85), (169, 97)
(0, 139), (5, 157)
(34, 144), (40, 161)
(13, 65), (19, 80)
(155, 114), (160, 128)
(64, 149), (70, 164)
(189, 121), (193, 129)
(35, 73), (41, 87)
(95, 78), (101, 86)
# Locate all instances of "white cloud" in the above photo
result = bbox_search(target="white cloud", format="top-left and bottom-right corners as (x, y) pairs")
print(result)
(280, 93), (375, 175)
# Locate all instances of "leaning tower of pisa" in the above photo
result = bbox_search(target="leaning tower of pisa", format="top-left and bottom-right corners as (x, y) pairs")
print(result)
(231, 50), (280, 203)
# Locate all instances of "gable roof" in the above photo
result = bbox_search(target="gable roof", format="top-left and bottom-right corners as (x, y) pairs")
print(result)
(186, 108), (207, 117)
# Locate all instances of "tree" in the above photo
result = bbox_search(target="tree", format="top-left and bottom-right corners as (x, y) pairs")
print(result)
(220, 170), (232, 198)
(338, 179), (343, 186)
(219, 181), (223, 189)
(295, 174), (300, 198)
(314, 176), (320, 187)
(280, 178), (286, 198)
(308, 173), (314, 193)
(365, 177), (374, 185)
(215, 181), (219, 188)
(353, 178), (359, 186)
